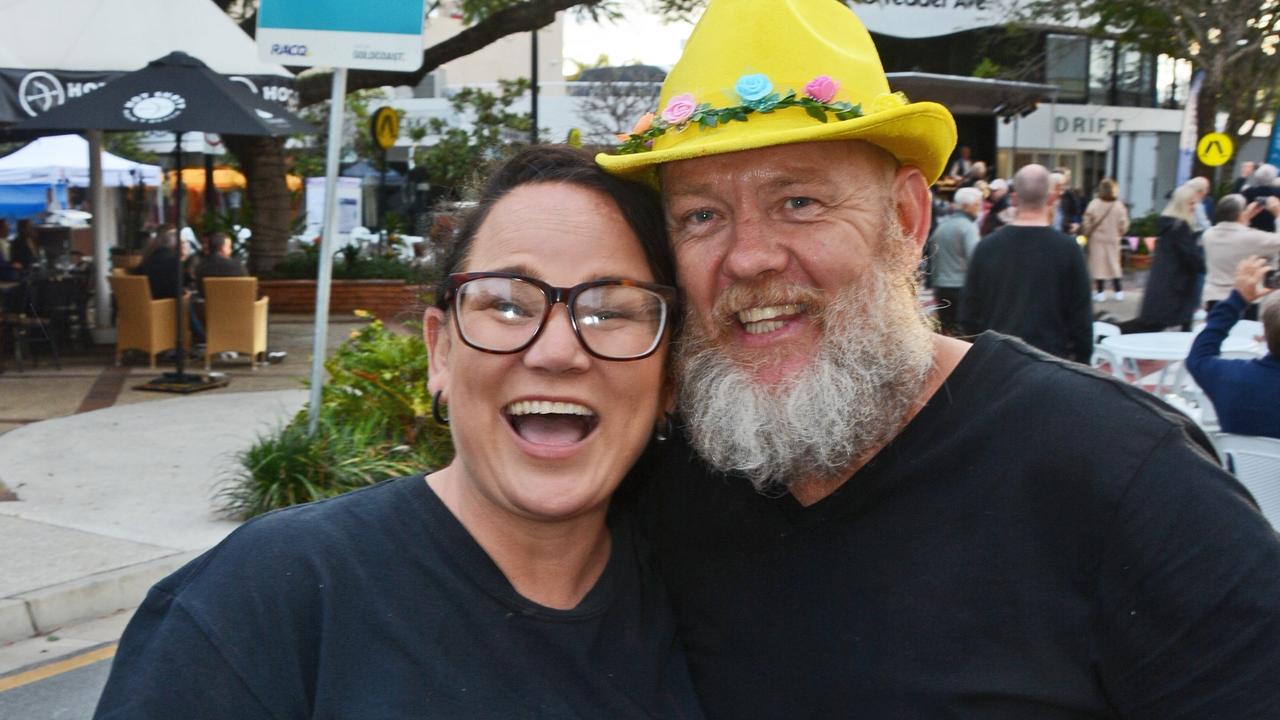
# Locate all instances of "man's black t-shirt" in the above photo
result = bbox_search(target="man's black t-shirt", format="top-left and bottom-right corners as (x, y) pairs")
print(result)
(629, 333), (1280, 719)
(95, 476), (703, 719)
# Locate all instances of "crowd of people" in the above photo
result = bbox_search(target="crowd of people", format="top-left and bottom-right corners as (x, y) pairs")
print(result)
(129, 226), (248, 347)
(926, 156), (1280, 439)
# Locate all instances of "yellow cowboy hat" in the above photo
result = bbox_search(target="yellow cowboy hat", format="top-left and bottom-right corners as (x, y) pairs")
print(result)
(596, 0), (957, 185)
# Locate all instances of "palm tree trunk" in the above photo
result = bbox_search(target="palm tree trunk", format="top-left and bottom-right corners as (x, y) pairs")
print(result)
(224, 135), (292, 276)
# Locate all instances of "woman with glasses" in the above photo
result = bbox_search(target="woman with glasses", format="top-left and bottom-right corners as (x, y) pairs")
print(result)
(94, 147), (703, 718)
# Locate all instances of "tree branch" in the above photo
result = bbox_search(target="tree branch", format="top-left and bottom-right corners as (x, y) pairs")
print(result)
(295, 0), (603, 106)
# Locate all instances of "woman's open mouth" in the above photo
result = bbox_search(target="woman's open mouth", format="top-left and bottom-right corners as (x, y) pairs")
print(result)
(504, 400), (599, 446)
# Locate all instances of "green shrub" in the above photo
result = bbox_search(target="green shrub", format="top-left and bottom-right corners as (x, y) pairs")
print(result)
(272, 244), (437, 284)
(219, 315), (454, 519)
(1127, 212), (1161, 242)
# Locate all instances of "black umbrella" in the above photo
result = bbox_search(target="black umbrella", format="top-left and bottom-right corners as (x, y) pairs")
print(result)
(14, 51), (315, 392)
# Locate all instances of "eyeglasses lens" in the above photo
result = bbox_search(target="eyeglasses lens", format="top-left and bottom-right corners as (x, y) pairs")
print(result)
(455, 277), (667, 359)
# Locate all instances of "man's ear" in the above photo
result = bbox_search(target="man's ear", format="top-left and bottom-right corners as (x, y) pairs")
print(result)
(891, 166), (932, 259)
(424, 307), (451, 398)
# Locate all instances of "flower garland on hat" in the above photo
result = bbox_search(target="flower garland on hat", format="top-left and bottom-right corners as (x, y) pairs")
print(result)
(615, 73), (864, 155)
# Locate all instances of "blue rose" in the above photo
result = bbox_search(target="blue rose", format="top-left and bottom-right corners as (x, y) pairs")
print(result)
(735, 74), (773, 103)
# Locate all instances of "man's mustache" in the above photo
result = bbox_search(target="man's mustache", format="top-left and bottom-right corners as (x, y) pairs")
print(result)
(709, 280), (827, 327)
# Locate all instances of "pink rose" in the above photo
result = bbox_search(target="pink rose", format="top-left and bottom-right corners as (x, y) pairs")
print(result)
(804, 75), (839, 103)
(661, 94), (697, 125)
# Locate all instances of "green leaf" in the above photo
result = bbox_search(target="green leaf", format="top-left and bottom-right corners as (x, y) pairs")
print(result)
(804, 104), (829, 122)
(700, 115), (719, 129)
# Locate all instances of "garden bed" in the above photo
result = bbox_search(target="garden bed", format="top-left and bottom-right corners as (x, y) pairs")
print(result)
(259, 279), (427, 320)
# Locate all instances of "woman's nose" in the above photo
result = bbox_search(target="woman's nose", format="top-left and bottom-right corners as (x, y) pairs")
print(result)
(521, 303), (591, 373)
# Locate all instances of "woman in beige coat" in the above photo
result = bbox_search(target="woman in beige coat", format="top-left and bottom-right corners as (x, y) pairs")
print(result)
(1083, 179), (1130, 301)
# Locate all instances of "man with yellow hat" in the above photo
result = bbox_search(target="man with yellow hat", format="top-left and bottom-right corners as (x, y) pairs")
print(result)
(600, 0), (1280, 715)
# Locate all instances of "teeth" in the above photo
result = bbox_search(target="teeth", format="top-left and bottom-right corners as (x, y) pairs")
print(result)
(743, 320), (785, 335)
(737, 304), (801, 324)
(505, 400), (595, 417)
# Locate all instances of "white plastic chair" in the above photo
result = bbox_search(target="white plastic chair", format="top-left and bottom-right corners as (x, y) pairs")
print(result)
(1093, 321), (1120, 343)
(1090, 346), (1130, 381)
(1212, 433), (1280, 530)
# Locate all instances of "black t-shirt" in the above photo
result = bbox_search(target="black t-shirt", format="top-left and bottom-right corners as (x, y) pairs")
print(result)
(628, 333), (1280, 719)
(960, 225), (1093, 361)
(95, 476), (703, 720)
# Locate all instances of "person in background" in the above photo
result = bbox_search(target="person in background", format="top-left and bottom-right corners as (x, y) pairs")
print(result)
(94, 147), (703, 719)
(194, 231), (247, 288)
(1123, 185), (1205, 332)
(1201, 194), (1280, 319)
(1244, 164), (1280, 233)
(1186, 176), (1214, 231)
(9, 219), (40, 272)
(0, 219), (14, 282)
(1186, 256), (1280, 439)
(960, 163), (1093, 361)
(133, 227), (205, 344)
(1052, 166), (1084, 234)
(1082, 179), (1130, 302)
(927, 186), (983, 335)
(1231, 160), (1258, 195)
(947, 144), (972, 180)
(980, 177), (1010, 236)
(958, 160), (986, 188)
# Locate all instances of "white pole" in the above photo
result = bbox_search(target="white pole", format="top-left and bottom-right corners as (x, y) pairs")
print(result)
(87, 130), (111, 337)
(308, 68), (349, 434)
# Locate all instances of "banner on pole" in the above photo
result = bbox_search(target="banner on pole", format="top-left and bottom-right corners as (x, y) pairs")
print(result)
(257, 0), (426, 72)
(1175, 71), (1203, 187)
(1268, 112), (1280, 168)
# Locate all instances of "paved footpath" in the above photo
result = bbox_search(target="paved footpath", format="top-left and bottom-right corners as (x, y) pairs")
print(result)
(0, 389), (307, 648)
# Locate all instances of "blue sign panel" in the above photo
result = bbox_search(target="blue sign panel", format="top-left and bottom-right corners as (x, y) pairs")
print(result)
(259, 0), (424, 35)
(257, 0), (425, 72)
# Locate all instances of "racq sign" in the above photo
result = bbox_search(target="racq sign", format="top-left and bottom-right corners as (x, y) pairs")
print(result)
(848, 0), (1019, 39)
(257, 0), (425, 72)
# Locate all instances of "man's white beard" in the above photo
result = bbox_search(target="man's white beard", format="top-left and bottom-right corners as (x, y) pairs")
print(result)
(676, 239), (935, 495)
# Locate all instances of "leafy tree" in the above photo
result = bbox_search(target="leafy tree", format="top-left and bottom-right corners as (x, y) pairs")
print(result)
(412, 79), (533, 199)
(569, 59), (664, 144)
(1020, 0), (1280, 176)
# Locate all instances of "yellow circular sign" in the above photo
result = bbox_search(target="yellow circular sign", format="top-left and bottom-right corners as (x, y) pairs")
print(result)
(371, 107), (400, 151)
(1196, 132), (1233, 167)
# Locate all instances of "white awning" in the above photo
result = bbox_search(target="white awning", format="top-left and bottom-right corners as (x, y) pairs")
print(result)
(0, 134), (161, 186)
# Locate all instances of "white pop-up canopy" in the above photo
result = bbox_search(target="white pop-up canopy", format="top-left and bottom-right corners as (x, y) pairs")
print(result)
(0, 134), (161, 186)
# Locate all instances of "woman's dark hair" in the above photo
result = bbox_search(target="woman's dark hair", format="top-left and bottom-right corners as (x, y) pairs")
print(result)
(434, 146), (675, 308)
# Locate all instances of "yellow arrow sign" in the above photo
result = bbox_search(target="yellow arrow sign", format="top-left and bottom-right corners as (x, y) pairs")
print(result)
(371, 107), (400, 150)
(1196, 132), (1233, 167)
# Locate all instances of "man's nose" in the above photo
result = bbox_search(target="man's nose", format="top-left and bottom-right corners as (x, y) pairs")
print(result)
(521, 303), (591, 373)
(722, 213), (789, 281)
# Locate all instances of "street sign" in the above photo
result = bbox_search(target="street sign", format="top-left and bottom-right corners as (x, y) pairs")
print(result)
(257, 0), (426, 72)
(1196, 132), (1234, 167)
(371, 106), (399, 150)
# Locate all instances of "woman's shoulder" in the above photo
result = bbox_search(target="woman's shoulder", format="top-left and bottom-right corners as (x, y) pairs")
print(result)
(168, 477), (426, 596)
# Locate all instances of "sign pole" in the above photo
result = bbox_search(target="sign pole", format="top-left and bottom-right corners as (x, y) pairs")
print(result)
(308, 67), (348, 435)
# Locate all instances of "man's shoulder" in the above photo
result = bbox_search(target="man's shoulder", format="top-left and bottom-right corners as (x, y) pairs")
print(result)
(956, 334), (1206, 447)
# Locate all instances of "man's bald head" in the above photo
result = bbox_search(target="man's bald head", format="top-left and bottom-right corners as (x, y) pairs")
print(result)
(1013, 164), (1051, 211)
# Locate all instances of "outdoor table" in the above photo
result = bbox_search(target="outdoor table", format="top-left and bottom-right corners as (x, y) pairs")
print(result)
(1101, 331), (1258, 395)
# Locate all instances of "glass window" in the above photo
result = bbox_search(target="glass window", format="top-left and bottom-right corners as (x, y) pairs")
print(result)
(1046, 34), (1089, 102)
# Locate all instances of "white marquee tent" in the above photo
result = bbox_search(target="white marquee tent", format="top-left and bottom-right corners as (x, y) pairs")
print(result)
(0, 134), (161, 186)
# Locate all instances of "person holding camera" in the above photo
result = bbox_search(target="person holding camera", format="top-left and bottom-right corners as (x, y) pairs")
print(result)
(1187, 256), (1280, 439)
(1202, 193), (1280, 320)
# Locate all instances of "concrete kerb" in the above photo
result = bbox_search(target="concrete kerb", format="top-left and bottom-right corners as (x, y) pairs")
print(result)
(1, 551), (201, 643)
(0, 389), (309, 645)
